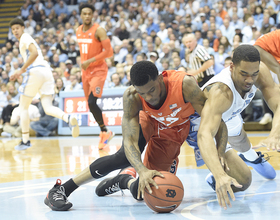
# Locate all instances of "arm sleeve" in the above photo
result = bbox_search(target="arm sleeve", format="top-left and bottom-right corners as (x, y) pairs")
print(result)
(93, 38), (113, 62)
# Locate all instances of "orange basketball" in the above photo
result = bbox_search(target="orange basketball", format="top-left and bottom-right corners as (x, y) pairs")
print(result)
(143, 171), (184, 213)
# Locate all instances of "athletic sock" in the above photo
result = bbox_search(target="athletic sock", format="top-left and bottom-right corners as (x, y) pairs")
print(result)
(119, 174), (134, 189)
(62, 178), (79, 197)
(241, 148), (258, 161)
(100, 124), (107, 132)
(22, 133), (29, 144)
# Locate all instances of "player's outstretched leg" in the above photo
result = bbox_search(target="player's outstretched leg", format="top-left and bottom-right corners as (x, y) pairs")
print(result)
(68, 115), (80, 138)
(44, 179), (73, 211)
(238, 151), (276, 179)
(41, 95), (80, 138)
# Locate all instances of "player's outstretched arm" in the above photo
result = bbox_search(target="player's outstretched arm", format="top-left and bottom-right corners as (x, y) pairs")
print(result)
(215, 119), (229, 170)
(122, 87), (163, 199)
(256, 62), (280, 151)
(81, 27), (113, 70)
(254, 45), (280, 82)
(182, 76), (228, 160)
(197, 83), (242, 209)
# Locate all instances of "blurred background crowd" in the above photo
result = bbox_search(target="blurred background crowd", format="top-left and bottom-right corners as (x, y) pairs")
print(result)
(0, 0), (279, 137)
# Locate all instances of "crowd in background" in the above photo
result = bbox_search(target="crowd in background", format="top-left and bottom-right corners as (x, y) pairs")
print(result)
(0, 0), (279, 136)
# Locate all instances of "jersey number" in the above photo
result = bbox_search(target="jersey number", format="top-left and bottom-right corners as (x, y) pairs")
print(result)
(152, 115), (179, 127)
(81, 44), (88, 54)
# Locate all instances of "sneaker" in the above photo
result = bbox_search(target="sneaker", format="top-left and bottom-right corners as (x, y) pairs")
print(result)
(205, 173), (216, 191)
(14, 140), (31, 151)
(119, 167), (137, 178)
(1, 131), (12, 137)
(44, 179), (73, 211)
(238, 151), (276, 179)
(95, 174), (133, 196)
(68, 115), (79, 138)
(259, 113), (272, 125)
(98, 130), (115, 150)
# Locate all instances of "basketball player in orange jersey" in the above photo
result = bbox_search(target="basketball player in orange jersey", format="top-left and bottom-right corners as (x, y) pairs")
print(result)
(254, 30), (280, 81)
(253, 30), (280, 127)
(76, 3), (114, 149)
(45, 61), (251, 211)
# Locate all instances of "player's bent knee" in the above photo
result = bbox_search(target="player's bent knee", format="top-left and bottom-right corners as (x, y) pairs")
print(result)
(43, 107), (52, 116)
(232, 166), (252, 192)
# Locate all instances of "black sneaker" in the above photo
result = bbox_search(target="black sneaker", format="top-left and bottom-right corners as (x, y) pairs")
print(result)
(95, 174), (133, 196)
(44, 179), (73, 211)
(14, 140), (31, 151)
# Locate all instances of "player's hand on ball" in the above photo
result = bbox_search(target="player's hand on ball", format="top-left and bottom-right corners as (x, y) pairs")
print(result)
(137, 168), (164, 200)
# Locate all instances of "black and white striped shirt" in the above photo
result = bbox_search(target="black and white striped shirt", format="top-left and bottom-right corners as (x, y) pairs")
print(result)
(189, 44), (215, 80)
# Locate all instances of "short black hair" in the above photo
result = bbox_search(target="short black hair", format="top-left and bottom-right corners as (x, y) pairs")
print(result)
(130, 61), (159, 86)
(79, 3), (95, 14)
(10, 18), (24, 27)
(232, 45), (260, 66)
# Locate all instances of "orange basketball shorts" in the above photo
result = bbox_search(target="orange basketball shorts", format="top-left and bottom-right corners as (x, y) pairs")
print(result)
(82, 63), (108, 99)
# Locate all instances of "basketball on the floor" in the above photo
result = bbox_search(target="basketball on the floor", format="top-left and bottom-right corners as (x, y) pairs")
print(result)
(143, 171), (184, 213)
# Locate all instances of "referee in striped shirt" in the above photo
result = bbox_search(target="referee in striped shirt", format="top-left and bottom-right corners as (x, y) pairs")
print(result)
(183, 33), (215, 87)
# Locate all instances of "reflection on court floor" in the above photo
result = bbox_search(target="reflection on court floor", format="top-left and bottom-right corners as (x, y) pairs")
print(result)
(0, 134), (279, 220)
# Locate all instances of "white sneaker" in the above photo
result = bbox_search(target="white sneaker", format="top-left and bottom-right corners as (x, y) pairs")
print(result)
(259, 113), (272, 125)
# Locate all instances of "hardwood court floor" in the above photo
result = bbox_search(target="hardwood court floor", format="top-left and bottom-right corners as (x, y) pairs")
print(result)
(0, 132), (279, 220)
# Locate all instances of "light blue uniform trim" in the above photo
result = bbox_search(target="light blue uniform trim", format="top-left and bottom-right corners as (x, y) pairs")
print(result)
(18, 65), (46, 96)
(18, 72), (30, 95)
(26, 65), (46, 71)
(185, 112), (205, 167)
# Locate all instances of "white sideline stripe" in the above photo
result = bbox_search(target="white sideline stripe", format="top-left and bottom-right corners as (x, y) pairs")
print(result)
(11, 187), (86, 199)
(0, 181), (102, 193)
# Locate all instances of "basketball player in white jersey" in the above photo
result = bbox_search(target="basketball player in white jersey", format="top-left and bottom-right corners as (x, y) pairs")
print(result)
(9, 18), (80, 150)
(197, 45), (280, 209)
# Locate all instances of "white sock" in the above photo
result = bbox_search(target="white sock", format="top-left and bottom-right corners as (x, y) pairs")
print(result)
(22, 133), (29, 144)
(241, 148), (258, 161)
